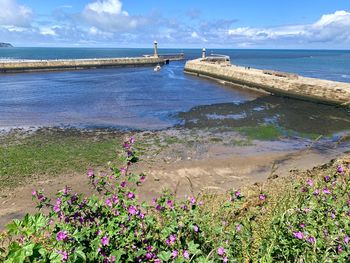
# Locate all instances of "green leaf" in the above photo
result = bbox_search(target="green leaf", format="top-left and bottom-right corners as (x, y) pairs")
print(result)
(49, 251), (63, 263)
(188, 241), (200, 254)
(111, 250), (124, 262)
(75, 250), (86, 261)
(158, 251), (172, 262)
(6, 242), (26, 263)
(6, 220), (22, 235)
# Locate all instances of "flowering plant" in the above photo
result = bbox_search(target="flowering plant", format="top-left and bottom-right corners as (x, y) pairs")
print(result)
(0, 137), (349, 262)
(1, 138), (241, 262)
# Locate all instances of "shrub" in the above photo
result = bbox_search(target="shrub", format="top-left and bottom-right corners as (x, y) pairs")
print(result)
(0, 138), (349, 262)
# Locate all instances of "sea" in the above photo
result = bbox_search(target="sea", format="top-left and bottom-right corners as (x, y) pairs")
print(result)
(0, 48), (350, 136)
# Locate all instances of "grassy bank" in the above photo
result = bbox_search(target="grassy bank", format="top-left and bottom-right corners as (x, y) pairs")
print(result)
(0, 128), (254, 190)
(0, 138), (349, 262)
(0, 129), (123, 189)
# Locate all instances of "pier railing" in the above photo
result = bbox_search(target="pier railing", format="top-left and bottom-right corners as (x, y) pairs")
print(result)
(143, 53), (185, 61)
(202, 54), (230, 64)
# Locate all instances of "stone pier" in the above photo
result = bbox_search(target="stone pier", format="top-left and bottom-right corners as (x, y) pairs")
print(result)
(0, 57), (166, 73)
(184, 58), (350, 107)
(0, 42), (185, 73)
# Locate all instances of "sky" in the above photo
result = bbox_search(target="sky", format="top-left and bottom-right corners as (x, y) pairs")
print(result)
(0, 0), (350, 49)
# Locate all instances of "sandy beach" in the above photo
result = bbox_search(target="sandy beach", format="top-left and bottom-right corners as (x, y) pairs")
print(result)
(1, 126), (349, 230)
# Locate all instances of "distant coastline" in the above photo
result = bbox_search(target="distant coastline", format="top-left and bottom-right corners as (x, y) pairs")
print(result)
(0, 43), (13, 48)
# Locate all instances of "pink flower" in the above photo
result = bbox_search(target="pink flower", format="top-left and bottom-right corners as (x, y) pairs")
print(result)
(293, 231), (304, 240)
(105, 198), (112, 207)
(306, 179), (313, 187)
(87, 168), (94, 178)
(338, 244), (343, 253)
(169, 234), (176, 243)
(101, 235), (109, 246)
(146, 253), (153, 259)
(127, 192), (135, 199)
(193, 225), (199, 232)
(190, 197), (196, 204)
(152, 197), (157, 204)
(55, 198), (61, 205)
(147, 245), (153, 252)
(123, 142), (130, 149)
(183, 250), (190, 259)
(120, 167), (126, 174)
(337, 165), (344, 174)
(344, 235), (349, 245)
(112, 195), (119, 204)
(31, 189), (37, 196)
(128, 206), (137, 215)
(300, 223), (305, 228)
(167, 200), (174, 208)
(53, 205), (60, 213)
(166, 234), (177, 245)
(323, 188), (331, 195)
(57, 250), (68, 261)
(120, 181), (126, 187)
(306, 236), (316, 244)
(236, 224), (242, 232)
(235, 191), (241, 197)
(259, 194), (266, 200)
(56, 231), (68, 241)
(313, 189), (320, 196)
(172, 250), (178, 258)
(140, 175), (146, 182)
(223, 257), (228, 263)
(129, 137), (135, 144)
(62, 186), (70, 195)
(217, 247), (225, 256)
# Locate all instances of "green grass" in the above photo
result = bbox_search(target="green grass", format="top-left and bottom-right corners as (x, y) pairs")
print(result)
(0, 130), (122, 188)
(284, 129), (323, 140)
(236, 124), (283, 141)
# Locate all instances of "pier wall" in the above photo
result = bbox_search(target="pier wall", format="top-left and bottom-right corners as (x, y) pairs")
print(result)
(184, 59), (350, 107)
(0, 57), (166, 73)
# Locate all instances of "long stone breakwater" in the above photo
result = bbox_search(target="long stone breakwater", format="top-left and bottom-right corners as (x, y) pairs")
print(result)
(0, 57), (172, 73)
(184, 58), (350, 107)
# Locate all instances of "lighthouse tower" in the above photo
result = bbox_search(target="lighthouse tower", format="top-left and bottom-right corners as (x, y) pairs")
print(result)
(154, 41), (159, 58)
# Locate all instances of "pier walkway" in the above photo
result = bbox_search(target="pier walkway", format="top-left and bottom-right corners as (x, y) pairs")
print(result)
(184, 57), (350, 107)
(0, 56), (185, 73)
(0, 41), (185, 73)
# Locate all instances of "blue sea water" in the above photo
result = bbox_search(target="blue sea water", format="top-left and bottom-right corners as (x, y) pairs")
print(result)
(0, 48), (349, 132)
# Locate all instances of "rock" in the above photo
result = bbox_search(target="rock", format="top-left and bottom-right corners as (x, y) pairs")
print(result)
(267, 174), (279, 180)
(0, 42), (13, 48)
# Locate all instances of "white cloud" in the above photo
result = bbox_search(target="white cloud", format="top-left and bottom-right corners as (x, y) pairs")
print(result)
(81, 0), (147, 33)
(40, 27), (57, 36)
(86, 0), (125, 15)
(227, 10), (350, 46)
(313, 10), (350, 27)
(190, 31), (208, 43)
(0, 0), (32, 27)
(88, 26), (113, 38)
(191, 31), (199, 38)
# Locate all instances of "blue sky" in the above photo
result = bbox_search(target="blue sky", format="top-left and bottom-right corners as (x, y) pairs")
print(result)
(1, 0), (350, 48)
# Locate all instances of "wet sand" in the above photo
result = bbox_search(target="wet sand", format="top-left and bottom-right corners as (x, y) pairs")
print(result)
(1, 127), (349, 230)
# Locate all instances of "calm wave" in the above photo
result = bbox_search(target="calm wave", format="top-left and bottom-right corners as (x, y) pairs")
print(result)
(0, 48), (349, 131)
